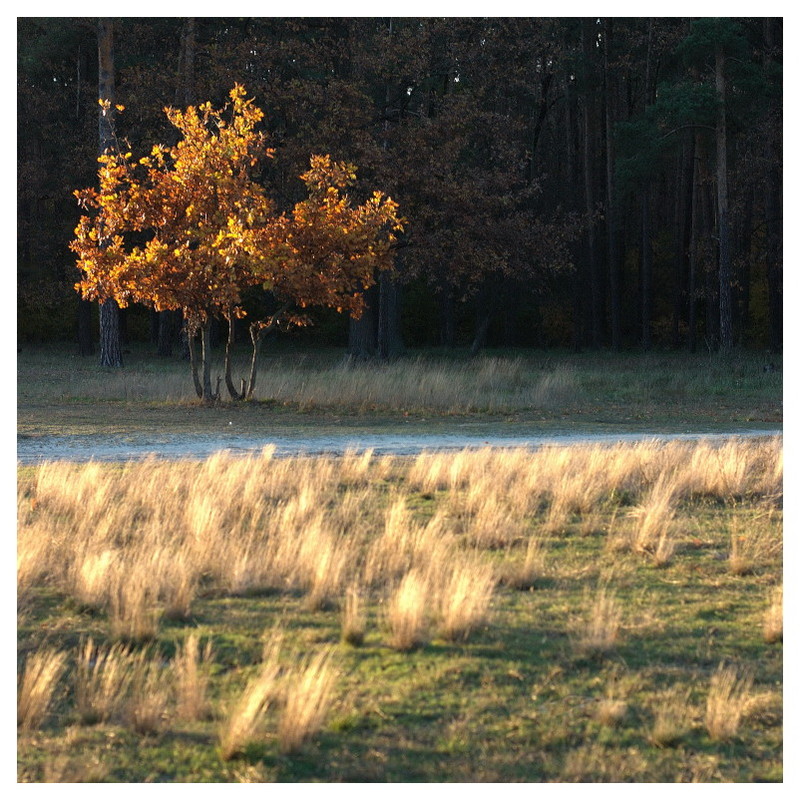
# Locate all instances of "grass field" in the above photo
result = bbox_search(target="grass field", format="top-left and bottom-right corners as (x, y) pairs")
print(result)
(17, 436), (782, 782)
(17, 344), (781, 439)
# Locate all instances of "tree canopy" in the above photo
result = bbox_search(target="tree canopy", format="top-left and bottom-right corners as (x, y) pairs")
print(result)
(71, 85), (403, 400)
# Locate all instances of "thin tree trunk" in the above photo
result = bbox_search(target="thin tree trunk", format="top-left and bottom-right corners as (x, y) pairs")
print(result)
(200, 320), (217, 402)
(187, 323), (203, 397)
(582, 19), (601, 348)
(688, 137), (700, 354)
(672, 135), (694, 349)
(440, 288), (456, 348)
(641, 188), (653, 351)
(763, 19), (782, 354)
(224, 312), (245, 400)
(97, 17), (122, 368)
(374, 17), (404, 362)
(603, 18), (621, 351)
(378, 270), (404, 359)
(715, 41), (733, 352)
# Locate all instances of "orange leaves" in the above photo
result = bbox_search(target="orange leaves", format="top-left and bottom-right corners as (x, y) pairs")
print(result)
(72, 86), (402, 333)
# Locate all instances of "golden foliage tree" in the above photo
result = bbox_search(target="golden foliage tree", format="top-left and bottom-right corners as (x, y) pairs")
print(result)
(71, 85), (403, 401)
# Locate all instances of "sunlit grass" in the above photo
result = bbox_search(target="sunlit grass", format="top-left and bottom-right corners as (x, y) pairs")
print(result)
(16, 436), (782, 782)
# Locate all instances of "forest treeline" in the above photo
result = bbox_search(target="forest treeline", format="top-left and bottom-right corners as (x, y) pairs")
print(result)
(17, 17), (782, 355)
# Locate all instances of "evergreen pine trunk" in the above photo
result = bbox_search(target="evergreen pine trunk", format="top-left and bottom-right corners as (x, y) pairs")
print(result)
(715, 41), (733, 352)
(603, 18), (621, 351)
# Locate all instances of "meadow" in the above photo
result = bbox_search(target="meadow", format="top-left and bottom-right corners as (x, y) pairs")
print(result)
(17, 435), (782, 782)
(18, 344), (781, 438)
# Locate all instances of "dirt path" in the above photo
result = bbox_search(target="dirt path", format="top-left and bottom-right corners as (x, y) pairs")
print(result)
(16, 427), (782, 464)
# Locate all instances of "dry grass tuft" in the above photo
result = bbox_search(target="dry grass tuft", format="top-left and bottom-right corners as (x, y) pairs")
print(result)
(75, 638), (135, 725)
(763, 585), (783, 643)
(649, 687), (693, 747)
(341, 584), (366, 646)
(572, 587), (623, 658)
(126, 651), (172, 735)
(219, 649), (282, 760)
(174, 634), (214, 722)
(18, 648), (67, 732)
(499, 534), (547, 590)
(385, 569), (430, 651)
(277, 648), (338, 754)
(437, 556), (496, 642)
(107, 561), (162, 643)
(628, 474), (678, 557)
(594, 697), (628, 727)
(728, 514), (782, 576)
(704, 663), (754, 741)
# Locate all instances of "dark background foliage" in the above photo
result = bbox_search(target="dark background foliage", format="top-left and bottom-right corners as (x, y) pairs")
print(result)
(17, 17), (782, 355)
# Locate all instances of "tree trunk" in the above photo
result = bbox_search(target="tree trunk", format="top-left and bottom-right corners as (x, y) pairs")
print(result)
(688, 135), (700, 354)
(582, 18), (602, 348)
(187, 324), (203, 397)
(224, 313), (246, 400)
(97, 18), (123, 368)
(99, 300), (123, 367)
(177, 18), (196, 106)
(765, 159), (782, 354)
(470, 283), (496, 357)
(715, 41), (733, 352)
(603, 18), (621, 351)
(763, 19), (782, 354)
(672, 135), (694, 349)
(378, 271), (404, 360)
(200, 320), (217, 402)
(640, 188), (653, 350)
(157, 310), (180, 357)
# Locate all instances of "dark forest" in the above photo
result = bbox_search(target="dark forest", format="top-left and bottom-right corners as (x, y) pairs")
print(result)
(17, 17), (783, 356)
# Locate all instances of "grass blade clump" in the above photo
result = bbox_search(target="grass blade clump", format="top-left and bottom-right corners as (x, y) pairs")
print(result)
(438, 557), (496, 642)
(75, 638), (134, 725)
(219, 632), (283, 760)
(705, 663), (754, 741)
(572, 587), (623, 658)
(341, 584), (366, 646)
(386, 569), (430, 651)
(18, 648), (67, 732)
(174, 634), (214, 722)
(763, 585), (783, 644)
(278, 648), (338, 754)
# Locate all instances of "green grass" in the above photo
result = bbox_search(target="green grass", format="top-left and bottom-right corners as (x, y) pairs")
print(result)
(17, 442), (782, 782)
(18, 343), (781, 439)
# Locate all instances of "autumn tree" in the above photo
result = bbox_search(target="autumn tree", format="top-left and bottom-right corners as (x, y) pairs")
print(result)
(71, 86), (402, 402)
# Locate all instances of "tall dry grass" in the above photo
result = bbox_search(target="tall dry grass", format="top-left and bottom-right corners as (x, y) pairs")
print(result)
(18, 648), (67, 732)
(385, 569), (431, 651)
(174, 634), (214, 722)
(219, 631), (284, 760)
(763, 585), (783, 644)
(277, 648), (338, 754)
(17, 437), (781, 660)
(705, 663), (754, 741)
(571, 586), (623, 658)
(649, 687), (694, 747)
(341, 584), (366, 646)
(75, 638), (134, 725)
(126, 650), (172, 735)
(437, 556), (496, 642)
